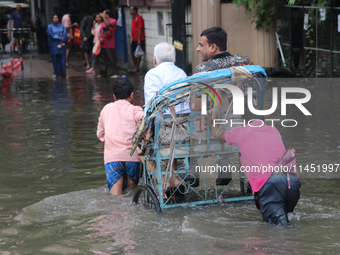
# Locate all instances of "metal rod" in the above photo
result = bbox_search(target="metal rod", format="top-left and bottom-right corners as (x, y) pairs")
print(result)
(275, 31), (286, 67)
(330, 7), (334, 78)
(316, 8), (318, 77)
(303, 6), (306, 77)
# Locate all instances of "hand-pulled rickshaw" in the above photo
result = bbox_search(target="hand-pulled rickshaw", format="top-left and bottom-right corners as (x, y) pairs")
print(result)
(131, 65), (268, 213)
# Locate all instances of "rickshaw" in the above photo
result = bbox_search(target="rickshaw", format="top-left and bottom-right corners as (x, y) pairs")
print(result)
(132, 65), (267, 213)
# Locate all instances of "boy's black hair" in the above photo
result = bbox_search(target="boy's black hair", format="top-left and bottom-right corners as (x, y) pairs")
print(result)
(112, 80), (134, 100)
(132, 6), (138, 12)
(243, 106), (265, 122)
(200, 27), (227, 51)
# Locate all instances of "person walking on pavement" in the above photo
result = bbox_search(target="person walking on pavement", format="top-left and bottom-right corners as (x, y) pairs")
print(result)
(39, 10), (48, 54)
(10, 5), (25, 54)
(128, 6), (145, 73)
(97, 10), (119, 77)
(47, 15), (67, 78)
(80, 7), (96, 71)
(86, 14), (103, 74)
(61, 7), (79, 68)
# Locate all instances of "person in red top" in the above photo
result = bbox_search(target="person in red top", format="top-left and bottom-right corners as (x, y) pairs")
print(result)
(98, 10), (119, 77)
(128, 6), (145, 73)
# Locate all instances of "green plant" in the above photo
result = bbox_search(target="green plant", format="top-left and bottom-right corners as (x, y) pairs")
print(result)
(233, 0), (338, 30)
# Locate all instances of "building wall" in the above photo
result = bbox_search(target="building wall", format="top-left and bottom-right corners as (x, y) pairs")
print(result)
(191, 2), (278, 71)
(191, 0), (221, 73)
(220, 3), (278, 68)
(125, 6), (172, 71)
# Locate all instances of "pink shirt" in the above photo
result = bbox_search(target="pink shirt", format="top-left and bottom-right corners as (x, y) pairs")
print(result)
(97, 100), (144, 164)
(92, 23), (102, 43)
(61, 14), (73, 39)
(224, 121), (286, 193)
(100, 18), (116, 49)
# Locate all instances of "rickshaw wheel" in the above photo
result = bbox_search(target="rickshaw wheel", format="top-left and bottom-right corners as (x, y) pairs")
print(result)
(132, 184), (162, 213)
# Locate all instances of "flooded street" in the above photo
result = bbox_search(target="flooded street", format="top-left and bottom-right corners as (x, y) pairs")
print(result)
(0, 76), (340, 254)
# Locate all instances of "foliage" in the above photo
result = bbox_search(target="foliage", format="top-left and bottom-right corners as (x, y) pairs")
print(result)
(233, 0), (339, 30)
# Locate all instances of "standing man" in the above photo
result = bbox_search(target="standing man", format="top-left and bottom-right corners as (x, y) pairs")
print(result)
(128, 6), (145, 73)
(39, 10), (48, 54)
(80, 7), (96, 71)
(98, 10), (119, 77)
(61, 7), (79, 68)
(32, 7), (41, 53)
(10, 5), (25, 54)
(192, 27), (254, 186)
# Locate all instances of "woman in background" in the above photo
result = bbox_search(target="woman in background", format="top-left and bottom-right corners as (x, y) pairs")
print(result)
(47, 14), (67, 78)
(86, 14), (103, 74)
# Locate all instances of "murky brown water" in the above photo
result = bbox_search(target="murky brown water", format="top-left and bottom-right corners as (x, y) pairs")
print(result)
(0, 76), (339, 254)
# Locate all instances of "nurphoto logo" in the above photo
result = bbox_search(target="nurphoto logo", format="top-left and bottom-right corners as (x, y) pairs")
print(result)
(201, 84), (312, 128)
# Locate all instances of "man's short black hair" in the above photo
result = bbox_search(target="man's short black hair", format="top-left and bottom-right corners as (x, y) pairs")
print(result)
(89, 7), (97, 16)
(112, 80), (134, 100)
(105, 10), (113, 18)
(132, 6), (138, 12)
(200, 27), (227, 51)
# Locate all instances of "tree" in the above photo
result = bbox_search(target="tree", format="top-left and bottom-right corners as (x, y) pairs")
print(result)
(233, 0), (339, 30)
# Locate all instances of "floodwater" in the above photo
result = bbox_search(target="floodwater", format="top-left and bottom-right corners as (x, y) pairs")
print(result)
(0, 75), (339, 254)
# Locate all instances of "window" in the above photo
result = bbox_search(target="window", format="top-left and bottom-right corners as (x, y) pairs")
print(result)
(157, 12), (164, 35)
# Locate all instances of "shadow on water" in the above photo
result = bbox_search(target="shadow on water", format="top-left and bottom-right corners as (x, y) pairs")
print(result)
(0, 77), (339, 254)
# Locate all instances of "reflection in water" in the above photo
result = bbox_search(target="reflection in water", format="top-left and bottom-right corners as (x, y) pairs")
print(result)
(0, 77), (339, 253)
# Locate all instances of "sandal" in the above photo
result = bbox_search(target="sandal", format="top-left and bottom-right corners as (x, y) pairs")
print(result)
(66, 64), (73, 68)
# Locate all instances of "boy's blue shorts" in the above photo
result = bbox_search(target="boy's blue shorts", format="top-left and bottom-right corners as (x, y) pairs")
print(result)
(105, 161), (140, 191)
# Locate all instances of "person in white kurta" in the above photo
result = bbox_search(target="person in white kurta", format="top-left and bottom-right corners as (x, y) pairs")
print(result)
(142, 42), (189, 195)
(144, 42), (190, 114)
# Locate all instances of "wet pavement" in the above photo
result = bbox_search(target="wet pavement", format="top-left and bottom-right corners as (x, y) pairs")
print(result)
(0, 76), (339, 254)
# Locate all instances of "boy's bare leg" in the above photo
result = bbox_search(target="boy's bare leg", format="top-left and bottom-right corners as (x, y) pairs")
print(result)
(110, 176), (124, 195)
(127, 178), (138, 189)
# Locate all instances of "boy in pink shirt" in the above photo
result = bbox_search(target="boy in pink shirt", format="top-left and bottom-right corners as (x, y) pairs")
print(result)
(207, 108), (301, 225)
(97, 80), (144, 195)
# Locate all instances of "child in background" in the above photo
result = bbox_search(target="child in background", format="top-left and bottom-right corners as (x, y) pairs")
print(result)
(97, 80), (144, 195)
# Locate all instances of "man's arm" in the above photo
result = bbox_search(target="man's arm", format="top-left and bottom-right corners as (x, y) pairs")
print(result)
(137, 17), (144, 44)
(80, 17), (86, 40)
(97, 114), (105, 142)
(101, 13), (111, 27)
(138, 28), (142, 44)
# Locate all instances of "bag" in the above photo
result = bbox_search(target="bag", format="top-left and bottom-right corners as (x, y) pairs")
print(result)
(92, 41), (101, 56)
(275, 148), (299, 189)
(73, 28), (81, 46)
(134, 44), (144, 58)
(102, 26), (113, 38)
